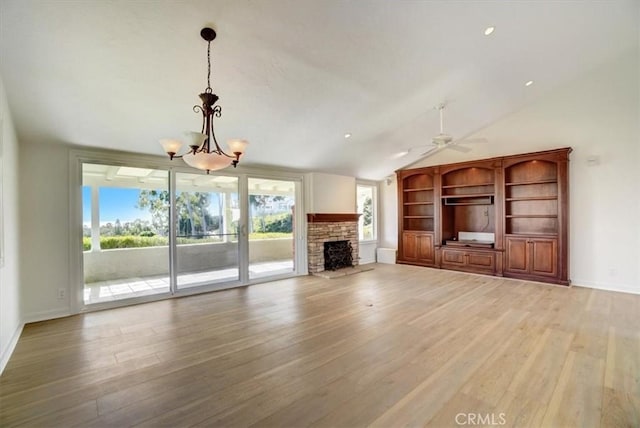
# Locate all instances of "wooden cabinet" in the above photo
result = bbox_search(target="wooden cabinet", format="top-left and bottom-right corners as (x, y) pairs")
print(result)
(439, 162), (497, 243)
(505, 236), (558, 278)
(397, 147), (570, 286)
(504, 236), (528, 273)
(441, 248), (496, 274)
(502, 149), (569, 284)
(402, 232), (434, 265)
(437, 160), (502, 276)
(397, 169), (436, 266)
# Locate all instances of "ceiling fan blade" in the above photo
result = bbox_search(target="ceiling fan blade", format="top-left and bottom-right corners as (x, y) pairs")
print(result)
(445, 144), (472, 153)
(456, 138), (488, 145)
(420, 145), (445, 157)
(409, 143), (434, 155)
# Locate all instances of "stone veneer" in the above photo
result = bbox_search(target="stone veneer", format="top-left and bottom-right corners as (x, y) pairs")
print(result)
(307, 214), (360, 274)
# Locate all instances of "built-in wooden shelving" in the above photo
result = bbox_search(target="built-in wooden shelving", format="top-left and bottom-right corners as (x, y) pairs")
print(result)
(397, 147), (571, 286)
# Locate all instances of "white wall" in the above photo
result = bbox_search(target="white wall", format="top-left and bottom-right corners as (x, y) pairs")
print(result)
(379, 175), (398, 249)
(382, 48), (640, 294)
(19, 141), (72, 321)
(0, 76), (23, 372)
(305, 172), (356, 213)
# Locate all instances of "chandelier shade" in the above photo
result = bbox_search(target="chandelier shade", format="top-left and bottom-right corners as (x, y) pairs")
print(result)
(227, 139), (249, 156)
(159, 27), (248, 173)
(183, 152), (233, 171)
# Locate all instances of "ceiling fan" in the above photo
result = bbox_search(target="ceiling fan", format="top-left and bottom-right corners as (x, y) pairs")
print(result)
(413, 103), (487, 157)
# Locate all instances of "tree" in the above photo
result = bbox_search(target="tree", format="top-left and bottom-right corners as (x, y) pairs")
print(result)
(114, 219), (122, 235)
(137, 190), (170, 235)
(249, 194), (285, 232)
(363, 196), (372, 227)
(137, 190), (220, 237)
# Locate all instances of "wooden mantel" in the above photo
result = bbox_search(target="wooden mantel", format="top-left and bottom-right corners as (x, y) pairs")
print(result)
(306, 213), (361, 223)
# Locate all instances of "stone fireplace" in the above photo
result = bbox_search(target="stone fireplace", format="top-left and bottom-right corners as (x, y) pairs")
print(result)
(307, 213), (360, 274)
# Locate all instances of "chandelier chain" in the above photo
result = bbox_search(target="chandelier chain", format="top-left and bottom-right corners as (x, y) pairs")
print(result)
(206, 41), (212, 93)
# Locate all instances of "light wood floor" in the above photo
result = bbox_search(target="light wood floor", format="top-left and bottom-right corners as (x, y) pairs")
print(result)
(1, 264), (638, 427)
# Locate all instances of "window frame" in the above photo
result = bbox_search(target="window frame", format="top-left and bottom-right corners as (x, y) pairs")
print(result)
(356, 182), (378, 242)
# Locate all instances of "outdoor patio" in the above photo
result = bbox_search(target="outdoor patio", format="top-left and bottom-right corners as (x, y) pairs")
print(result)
(83, 259), (294, 304)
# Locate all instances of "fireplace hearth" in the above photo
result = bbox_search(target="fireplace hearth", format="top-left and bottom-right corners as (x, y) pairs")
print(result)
(324, 240), (353, 271)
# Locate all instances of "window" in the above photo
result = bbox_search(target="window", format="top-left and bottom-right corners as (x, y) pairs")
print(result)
(357, 184), (376, 241)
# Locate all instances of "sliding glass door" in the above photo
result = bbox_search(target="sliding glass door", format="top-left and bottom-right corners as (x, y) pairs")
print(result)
(248, 178), (297, 279)
(80, 161), (302, 308)
(175, 172), (240, 289)
(82, 163), (170, 304)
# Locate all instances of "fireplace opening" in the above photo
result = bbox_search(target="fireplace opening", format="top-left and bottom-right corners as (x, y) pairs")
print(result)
(324, 240), (353, 271)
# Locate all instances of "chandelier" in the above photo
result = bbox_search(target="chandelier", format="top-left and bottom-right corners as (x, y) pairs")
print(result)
(160, 27), (248, 173)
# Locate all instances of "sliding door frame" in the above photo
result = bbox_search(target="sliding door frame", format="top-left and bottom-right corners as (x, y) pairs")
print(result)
(69, 149), (307, 314)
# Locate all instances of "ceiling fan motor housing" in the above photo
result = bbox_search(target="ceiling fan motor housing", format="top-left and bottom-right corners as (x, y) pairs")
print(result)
(433, 133), (453, 145)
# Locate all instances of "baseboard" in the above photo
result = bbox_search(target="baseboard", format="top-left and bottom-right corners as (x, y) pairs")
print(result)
(23, 308), (72, 324)
(572, 279), (640, 295)
(0, 322), (24, 375)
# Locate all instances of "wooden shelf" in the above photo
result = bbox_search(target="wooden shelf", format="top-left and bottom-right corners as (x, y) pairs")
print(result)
(442, 183), (494, 189)
(403, 202), (434, 205)
(442, 193), (495, 199)
(505, 179), (557, 186)
(506, 232), (558, 237)
(443, 194), (494, 206)
(403, 187), (433, 192)
(446, 202), (492, 206)
(442, 183), (493, 189)
(506, 214), (557, 218)
(404, 215), (434, 219)
(506, 196), (558, 201)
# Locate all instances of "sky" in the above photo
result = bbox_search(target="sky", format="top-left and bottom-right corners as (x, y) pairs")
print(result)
(83, 184), (296, 230)
(83, 187), (152, 225)
(82, 186), (228, 226)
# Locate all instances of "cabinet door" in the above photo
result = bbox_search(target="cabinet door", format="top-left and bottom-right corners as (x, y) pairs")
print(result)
(467, 251), (495, 273)
(505, 236), (529, 274)
(417, 233), (434, 264)
(402, 232), (418, 261)
(441, 248), (466, 267)
(530, 238), (558, 277)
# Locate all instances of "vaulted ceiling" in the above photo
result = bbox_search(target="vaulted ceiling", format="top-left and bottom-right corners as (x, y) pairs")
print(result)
(1, 0), (637, 179)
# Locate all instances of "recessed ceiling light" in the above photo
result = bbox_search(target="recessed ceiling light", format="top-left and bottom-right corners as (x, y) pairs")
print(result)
(344, 133), (352, 139)
(525, 80), (534, 87)
(484, 26), (495, 36)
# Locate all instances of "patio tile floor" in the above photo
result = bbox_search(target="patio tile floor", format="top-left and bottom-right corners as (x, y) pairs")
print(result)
(84, 260), (294, 305)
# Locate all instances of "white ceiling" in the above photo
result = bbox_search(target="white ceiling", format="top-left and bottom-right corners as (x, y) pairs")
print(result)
(1, 1), (638, 180)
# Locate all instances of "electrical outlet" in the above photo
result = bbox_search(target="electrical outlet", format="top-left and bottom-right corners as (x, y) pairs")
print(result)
(57, 288), (66, 300)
